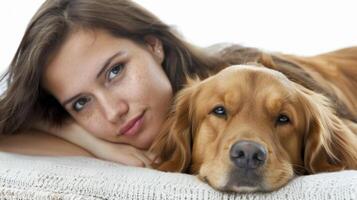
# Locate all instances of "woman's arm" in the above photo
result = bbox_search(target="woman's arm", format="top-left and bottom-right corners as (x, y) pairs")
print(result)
(32, 121), (154, 167)
(0, 129), (93, 157)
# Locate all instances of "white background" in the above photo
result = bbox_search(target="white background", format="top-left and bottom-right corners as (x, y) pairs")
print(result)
(1, 0), (357, 75)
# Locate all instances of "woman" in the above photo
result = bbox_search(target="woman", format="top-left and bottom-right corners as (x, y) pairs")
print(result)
(0, 0), (228, 166)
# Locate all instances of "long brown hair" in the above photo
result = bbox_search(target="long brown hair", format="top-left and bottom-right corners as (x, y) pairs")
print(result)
(0, 0), (226, 135)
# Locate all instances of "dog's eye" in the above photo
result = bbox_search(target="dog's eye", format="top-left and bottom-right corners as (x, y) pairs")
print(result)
(276, 114), (290, 125)
(211, 106), (227, 117)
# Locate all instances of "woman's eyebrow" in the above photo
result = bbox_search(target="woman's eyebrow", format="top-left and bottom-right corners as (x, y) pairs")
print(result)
(96, 51), (125, 78)
(61, 51), (125, 107)
(62, 94), (82, 107)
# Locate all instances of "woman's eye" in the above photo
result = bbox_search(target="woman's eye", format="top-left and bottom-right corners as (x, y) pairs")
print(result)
(276, 114), (290, 125)
(73, 97), (90, 112)
(211, 106), (227, 118)
(107, 63), (124, 81)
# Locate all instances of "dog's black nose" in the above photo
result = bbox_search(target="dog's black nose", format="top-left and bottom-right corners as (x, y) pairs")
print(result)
(230, 141), (267, 169)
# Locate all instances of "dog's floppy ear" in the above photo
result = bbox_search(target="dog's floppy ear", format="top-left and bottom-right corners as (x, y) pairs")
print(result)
(150, 78), (200, 172)
(296, 84), (357, 173)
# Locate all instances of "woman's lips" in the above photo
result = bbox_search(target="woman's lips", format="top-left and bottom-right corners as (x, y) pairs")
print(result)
(119, 113), (144, 137)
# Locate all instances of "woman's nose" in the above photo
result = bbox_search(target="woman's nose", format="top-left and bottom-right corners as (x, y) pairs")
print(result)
(97, 93), (129, 123)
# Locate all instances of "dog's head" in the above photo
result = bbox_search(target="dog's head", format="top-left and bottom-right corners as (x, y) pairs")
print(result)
(151, 65), (357, 192)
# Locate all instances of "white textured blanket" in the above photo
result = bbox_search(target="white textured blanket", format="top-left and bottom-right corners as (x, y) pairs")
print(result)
(0, 152), (356, 200)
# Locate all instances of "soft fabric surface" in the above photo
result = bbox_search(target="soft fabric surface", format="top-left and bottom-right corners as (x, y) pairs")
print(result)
(0, 152), (356, 200)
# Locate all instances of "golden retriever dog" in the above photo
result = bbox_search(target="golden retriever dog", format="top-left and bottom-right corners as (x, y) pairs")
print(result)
(150, 47), (357, 192)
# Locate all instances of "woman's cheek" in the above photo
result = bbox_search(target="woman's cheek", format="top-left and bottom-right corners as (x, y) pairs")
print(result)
(77, 113), (111, 139)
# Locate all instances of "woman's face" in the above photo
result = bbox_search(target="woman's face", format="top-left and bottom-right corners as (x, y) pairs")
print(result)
(43, 29), (173, 149)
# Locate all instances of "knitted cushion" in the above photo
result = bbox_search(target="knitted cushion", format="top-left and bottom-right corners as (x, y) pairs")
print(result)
(0, 152), (356, 200)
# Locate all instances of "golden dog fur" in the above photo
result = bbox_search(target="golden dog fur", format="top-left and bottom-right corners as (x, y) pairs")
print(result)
(150, 47), (357, 192)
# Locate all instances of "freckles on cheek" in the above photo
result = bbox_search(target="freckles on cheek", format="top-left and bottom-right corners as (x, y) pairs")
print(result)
(74, 112), (107, 137)
(85, 121), (109, 139)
